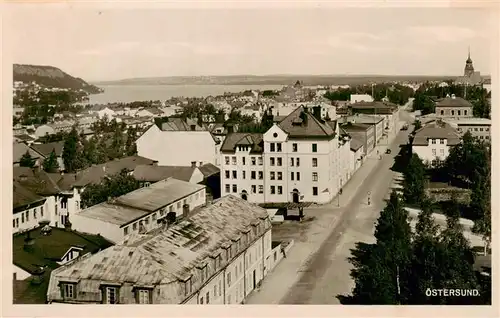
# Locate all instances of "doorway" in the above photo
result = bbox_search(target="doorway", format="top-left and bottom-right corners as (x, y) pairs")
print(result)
(241, 190), (248, 201)
(292, 189), (299, 203)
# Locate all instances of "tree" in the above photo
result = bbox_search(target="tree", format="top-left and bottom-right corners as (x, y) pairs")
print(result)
(471, 170), (491, 255)
(125, 127), (138, 156)
(19, 150), (36, 168)
(413, 120), (422, 131)
(42, 149), (60, 173)
(80, 169), (141, 208)
(402, 154), (426, 204)
(62, 127), (82, 172)
(341, 191), (412, 304)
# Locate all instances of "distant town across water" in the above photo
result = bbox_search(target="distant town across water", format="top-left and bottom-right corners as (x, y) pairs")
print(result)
(88, 84), (285, 104)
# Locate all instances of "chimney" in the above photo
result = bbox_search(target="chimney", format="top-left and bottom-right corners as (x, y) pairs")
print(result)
(190, 124), (196, 131)
(23, 232), (35, 252)
(182, 204), (190, 218)
(191, 161), (197, 168)
(227, 124), (234, 134)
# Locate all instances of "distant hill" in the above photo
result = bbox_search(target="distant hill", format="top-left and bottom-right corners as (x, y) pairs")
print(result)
(93, 74), (468, 87)
(13, 64), (102, 94)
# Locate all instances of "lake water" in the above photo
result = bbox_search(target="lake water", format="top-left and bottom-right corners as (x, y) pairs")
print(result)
(88, 84), (285, 104)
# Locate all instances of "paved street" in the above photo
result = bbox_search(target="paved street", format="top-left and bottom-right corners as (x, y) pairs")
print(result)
(246, 107), (414, 304)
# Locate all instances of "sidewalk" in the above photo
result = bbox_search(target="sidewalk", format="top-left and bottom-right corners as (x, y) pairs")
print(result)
(245, 128), (403, 304)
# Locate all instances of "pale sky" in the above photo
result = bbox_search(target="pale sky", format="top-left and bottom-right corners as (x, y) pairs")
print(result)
(6, 5), (494, 81)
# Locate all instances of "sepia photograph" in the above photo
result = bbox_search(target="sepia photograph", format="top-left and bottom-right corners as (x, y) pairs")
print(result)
(3, 1), (496, 315)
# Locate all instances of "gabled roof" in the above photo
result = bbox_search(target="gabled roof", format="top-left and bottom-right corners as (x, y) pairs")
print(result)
(13, 142), (41, 164)
(133, 165), (196, 183)
(47, 196), (270, 303)
(198, 163), (220, 178)
(278, 106), (335, 139)
(142, 107), (163, 115)
(13, 167), (61, 197)
(13, 181), (46, 211)
(30, 141), (64, 157)
(435, 96), (473, 108)
(220, 133), (264, 153)
(161, 118), (204, 131)
(412, 121), (461, 146)
(13, 226), (114, 275)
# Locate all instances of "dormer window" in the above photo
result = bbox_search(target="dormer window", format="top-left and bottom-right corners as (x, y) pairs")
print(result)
(100, 285), (120, 304)
(184, 278), (193, 296)
(135, 287), (153, 304)
(60, 282), (76, 300)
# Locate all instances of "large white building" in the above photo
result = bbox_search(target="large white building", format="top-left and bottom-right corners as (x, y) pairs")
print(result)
(220, 106), (352, 204)
(71, 178), (206, 243)
(47, 195), (283, 305)
(136, 118), (221, 167)
(412, 120), (462, 167)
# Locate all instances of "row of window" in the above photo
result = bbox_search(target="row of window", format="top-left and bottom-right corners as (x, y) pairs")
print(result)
(431, 149), (445, 156)
(123, 192), (204, 236)
(225, 156), (263, 166)
(430, 138), (446, 145)
(13, 206), (45, 229)
(61, 284), (152, 304)
(439, 109), (468, 116)
(224, 144), (319, 167)
(457, 127), (490, 132)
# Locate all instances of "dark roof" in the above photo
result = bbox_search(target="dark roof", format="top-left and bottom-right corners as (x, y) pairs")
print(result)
(220, 133), (264, 153)
(13, 226), (114, 275)
(73, 156), (155, 187)
(198, 163), (220, 177)
(13, 142), (41, 164)
(143, 107), (163, 115)
(161, 118), (204, 131)
(340, 122), (372, 132)
(278, 106), (335, 139)
(348, 101), (398, 115)
(30, 141), (64, 157)
(412, 121), (461, 146)
(435, 96), (472, 108)
(350, 137), (364, 151)
(273, 115), (287, 123)
(15, 134), (35, 142)
(13, 181), (46, 211)
(133, 165), (196, 183)
(13, 167), (61, 197)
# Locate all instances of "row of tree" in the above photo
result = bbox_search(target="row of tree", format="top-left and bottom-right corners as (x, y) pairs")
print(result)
(324, 83), (414, 105)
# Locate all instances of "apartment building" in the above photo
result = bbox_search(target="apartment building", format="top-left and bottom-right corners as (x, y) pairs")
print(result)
(444, 117), (491, 142)
(71, 178), (206, 243)
(221, 106), (347, 204)
(47, 195), (280, 305)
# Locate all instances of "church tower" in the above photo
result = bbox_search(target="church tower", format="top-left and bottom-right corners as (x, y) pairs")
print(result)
(464, 46), (475, 77)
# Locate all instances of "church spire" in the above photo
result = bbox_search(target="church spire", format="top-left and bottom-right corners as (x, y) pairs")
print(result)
(468, 46), (470, 59)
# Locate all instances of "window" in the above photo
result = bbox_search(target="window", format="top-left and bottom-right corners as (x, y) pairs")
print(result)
(486, 136), (490, 139)
(225, 156), (230, 165)
(277, 186), (283, 195)
(296, 172), (301, 181)
(451, 110), (455, 116)
(486, 127), (489, 131)
(474, 128), (478, 131)
(200, 297), (204, 304)
(136, 289), (151, 304)
(232, 185), (237, 193)
(277, 172), (282, 180)
(312, 158), (318, 167)
(185, 279), (193, 296)
(206, 291), (210, 304)
(214, 285), (217, 298)
(104, 286), (118, 304)
(292, 143), (298, 152)
(431, 139), (436, 144)
(464, 110), (468, 116)
(133, 222), (137, 231)
(227, 272), (232, 286)
(312, 172), (318, 181)
(251, 185), (256, 193)
(312, 144), (318, 152)
(251, 157), (256, 165)
(274, 251), (277, 261)
(232, 157), (237, 165)
(251, 171), (256, 179)
(290, 158), (294, 166)
(480, 128), (484, 132)
(16, 218), (19, 228)
(258, 171), (263, 180)
(242, 171), (246, 179)
(21, 213), (24, 223)
(270, 157), (275, 166)
(152, 213), (157, 221)
(124, 227), (129, 236)
(480, 136), (484, 139)
(144, 217), (149, 225)
(277, 143), (282, 152)
(13, 220), (15, 228)
(296, 158), (300, 167)
(270, 172), (275, 180)
(270, 143), (276, 152)
(258, 157), (263, 165)
(169, 206), (173, 212)
(242, 157), (246, 165)
(258, 185), (264, 194)
(40, 206), (44, 217)
(440, 139), (445, 144)
(270, 186), (276, 194)
(177, 202), (182, 209)
(225, 184), (230, 193)
(291, 172), (294, 180)
(440, 149), (444, 156)
(313, 187), (318, 196)
(277, 158), (282, 166)
(432, 149), (436, 156)
(225, 171), (230, 179)
(62, 283), (75, 299)
(232, 171), (237, 179)
(26, 211), (29, 222)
